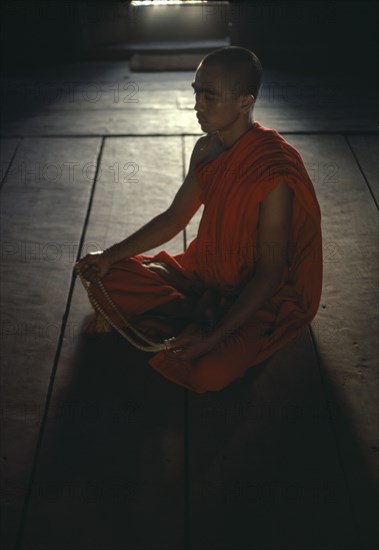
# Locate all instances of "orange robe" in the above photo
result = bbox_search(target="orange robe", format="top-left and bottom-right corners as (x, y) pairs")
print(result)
(85, 121), (323, 393)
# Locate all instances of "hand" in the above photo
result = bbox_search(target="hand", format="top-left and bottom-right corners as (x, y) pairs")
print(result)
(74, 250), (114, 283)
(163, 322), (220, 362)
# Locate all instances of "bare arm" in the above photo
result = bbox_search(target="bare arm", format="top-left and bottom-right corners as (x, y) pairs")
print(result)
(74, 137), (211, 280)
(165, 180), (294, 359)
(104, 136), (210, 263)
(102, 212), (181, 263)
(211, 180), (294, 341)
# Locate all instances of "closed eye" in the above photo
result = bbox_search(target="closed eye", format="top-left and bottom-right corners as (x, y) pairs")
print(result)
(193, 91), (215, 101)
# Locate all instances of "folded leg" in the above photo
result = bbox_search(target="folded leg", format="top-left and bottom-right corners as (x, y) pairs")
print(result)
(148, 309), (277, 393)
(82, 254), (186, 334)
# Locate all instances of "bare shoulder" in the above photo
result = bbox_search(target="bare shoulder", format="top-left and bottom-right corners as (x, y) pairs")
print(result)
(195, 132), (223, 149)
(260, 181), (294, 216)
(256, 181), (294, 275)
(195, 134), (208, 148)
(259, 181), (294, 232)
(191, 134), (210, 157)
(189, 132), (226, 170)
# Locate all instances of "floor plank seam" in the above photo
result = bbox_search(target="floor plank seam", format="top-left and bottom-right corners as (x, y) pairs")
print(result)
(308, 323), (361, 546)
(2, 130), (378, 139)
(181, 135), (190, 550)
(184, 388), (190, 550)
(0, 133), (203, 139)
(344, 134), (379, 210)
(14, 136), (106, 550)
(0, 136), (23, 193)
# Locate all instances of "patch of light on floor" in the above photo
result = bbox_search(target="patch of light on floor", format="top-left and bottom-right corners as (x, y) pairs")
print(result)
(131, 0), (208, 6)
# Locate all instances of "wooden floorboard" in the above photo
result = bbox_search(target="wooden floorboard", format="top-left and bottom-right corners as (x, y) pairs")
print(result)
(18, 335), (186, 550)
(17, 138), (186, 550)
(285, 134), (379, 549)
(0, 136), (101, 550)
(347, 135), (379, 206)
(188, 330), (357, 550)
(0, 138), (21, 189)
(1, 107), (376, 137)
(0, 61), (377, 550)
(0, 109), (200, 137)
(0, 65), (377, 135)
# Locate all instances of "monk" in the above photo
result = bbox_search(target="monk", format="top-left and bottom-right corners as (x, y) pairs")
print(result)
(74, 46), (323, 393)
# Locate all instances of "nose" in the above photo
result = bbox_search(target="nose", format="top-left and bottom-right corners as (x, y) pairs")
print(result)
(193, 93), (204, 113)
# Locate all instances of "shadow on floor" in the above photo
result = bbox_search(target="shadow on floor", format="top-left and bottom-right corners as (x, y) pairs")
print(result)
(16, 328), (379, 549)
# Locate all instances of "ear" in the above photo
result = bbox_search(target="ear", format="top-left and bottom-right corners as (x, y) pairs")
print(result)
(239, 94), (255, 113)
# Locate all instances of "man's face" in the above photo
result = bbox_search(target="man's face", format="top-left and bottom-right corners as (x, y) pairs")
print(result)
(192, 63), (245, 133)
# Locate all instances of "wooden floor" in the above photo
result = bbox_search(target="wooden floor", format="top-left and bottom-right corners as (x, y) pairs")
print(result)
(1, 61), (378, 550)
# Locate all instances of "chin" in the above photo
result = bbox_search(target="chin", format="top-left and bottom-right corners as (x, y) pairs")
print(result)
(199, 122), (212, 134)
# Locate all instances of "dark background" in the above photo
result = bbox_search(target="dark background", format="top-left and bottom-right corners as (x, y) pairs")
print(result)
(0, 0), (377, 85)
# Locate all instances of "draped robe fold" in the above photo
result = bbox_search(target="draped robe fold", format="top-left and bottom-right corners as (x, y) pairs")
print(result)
(84, 121), (323, 393)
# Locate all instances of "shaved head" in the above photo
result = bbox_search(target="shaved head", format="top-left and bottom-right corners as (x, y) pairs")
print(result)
(199, 46), (263, 103)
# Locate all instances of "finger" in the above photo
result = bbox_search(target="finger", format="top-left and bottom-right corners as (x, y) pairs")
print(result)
(75, 258), (84, 269)
(82, 265), (99, 282)
(164, 337), (185, 349)
(75, 262), (87, 274)
(85, 273), (100, 283)
(75, 256), (91, 270)
(82, 260), (100, 273)
(164, 338), (175, 350)
(166, 349), (183, 360)
(163, 339), (183, 354)
(88, 266), (100, 278)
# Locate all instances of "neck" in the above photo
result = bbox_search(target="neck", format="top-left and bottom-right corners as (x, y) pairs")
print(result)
(218, 114), (255, 150)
